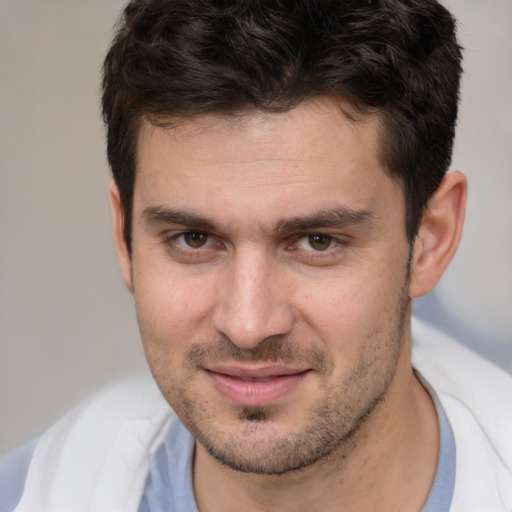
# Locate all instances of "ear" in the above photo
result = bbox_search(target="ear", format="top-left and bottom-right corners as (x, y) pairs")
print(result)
(409, 171), (467, 298)
(109, 182), (134, 294)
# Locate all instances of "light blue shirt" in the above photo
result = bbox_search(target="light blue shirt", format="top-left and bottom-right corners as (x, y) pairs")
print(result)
(0, 396), (455, 512)
(137, 396), (455, 512)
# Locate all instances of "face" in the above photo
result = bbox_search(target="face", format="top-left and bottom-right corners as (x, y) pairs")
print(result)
(120, 100), (413, 475)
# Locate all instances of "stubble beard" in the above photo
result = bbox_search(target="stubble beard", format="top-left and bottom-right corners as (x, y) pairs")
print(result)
(159, 278), (411, 476)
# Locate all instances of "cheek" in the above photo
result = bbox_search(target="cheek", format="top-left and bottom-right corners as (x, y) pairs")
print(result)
(296, 260), (407, 351)
(133, 264), (216, 352)
(134, 272), (216, 396)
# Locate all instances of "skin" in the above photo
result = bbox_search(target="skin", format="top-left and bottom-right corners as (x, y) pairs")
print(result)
(111, 98), (467, 511)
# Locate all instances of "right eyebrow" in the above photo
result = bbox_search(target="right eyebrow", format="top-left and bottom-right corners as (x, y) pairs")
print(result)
(142, 206), (217, 232)
(272, 207), (375, 235)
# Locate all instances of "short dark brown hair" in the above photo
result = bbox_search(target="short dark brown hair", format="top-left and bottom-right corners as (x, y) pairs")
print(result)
(102, 0), (462, 250)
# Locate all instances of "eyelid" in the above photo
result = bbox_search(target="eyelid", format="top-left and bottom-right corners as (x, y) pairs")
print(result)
(294, 233), (341, 252)
(163, 229), (220, 253)
(292, 231), (345, 247)
(161, 229), (348, 264)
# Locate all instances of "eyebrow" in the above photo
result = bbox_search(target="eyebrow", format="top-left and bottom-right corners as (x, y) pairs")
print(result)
(142, 205), (374, 235)
(273, 208), (374, 235)
(143, 206), (217, 232)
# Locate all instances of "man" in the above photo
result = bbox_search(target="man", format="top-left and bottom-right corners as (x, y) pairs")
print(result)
(1, 0), (511, 511)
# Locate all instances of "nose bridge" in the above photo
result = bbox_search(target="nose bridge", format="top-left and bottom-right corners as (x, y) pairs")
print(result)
(213, 248), (294, 348)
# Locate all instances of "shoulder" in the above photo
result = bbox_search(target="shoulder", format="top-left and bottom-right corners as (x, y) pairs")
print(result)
(411, 317), (512, 412)
(411, 318), (512, 511)
(0, 438), (38, 512)
(7, 374), (175, 512)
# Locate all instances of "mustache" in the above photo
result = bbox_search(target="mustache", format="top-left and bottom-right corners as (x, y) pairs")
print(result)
(185, 335), (332, 373)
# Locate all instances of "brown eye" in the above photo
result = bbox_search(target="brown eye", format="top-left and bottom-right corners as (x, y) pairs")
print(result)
(183, 231), (209, 248)
(307, 234), (332, 251)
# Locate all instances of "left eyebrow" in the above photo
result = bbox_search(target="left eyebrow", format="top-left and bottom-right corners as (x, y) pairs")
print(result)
(273, 207), (375, 235)
(142, 206), (217, 232)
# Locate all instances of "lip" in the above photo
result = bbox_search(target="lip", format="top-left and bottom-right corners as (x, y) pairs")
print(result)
(204, 365), (311, 406)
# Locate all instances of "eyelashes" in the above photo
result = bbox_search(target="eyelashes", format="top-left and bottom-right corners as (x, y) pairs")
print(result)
(173, 231), (213, 249)
(294, 234), (340, 252)
(162, 230), (347, 265)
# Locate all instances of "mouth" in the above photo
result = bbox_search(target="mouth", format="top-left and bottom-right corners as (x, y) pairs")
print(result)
(204, 365), (312, 407)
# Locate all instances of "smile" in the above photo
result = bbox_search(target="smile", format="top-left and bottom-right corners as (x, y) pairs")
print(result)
(204, 365), (311, 407)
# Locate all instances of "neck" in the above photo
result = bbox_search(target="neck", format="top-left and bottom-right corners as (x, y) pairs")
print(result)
(193, 344), (439, 512)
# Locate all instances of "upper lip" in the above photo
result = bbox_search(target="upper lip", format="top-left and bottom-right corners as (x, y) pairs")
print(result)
(204, 364), (310, 380)
(205, 364), (309, 380)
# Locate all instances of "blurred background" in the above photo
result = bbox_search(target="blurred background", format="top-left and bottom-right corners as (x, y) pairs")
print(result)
(1, 0), (511, 454)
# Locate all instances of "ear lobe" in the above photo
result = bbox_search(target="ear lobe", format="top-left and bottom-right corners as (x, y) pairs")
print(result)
(409, 171), (467, 298)
(109, 182), (134, 294)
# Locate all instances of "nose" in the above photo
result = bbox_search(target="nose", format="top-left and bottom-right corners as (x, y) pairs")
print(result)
(212, 250), (295, 350)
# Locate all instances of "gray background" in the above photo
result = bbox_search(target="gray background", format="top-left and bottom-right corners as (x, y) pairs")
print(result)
(1, 0), (511, 454)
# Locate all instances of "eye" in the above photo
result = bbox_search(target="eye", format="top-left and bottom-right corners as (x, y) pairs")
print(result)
(174, 231), (212, 249)
(162, 230), (224, 263)
(296, 234), (339, 252)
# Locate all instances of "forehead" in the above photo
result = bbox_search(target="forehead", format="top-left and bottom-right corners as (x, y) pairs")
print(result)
(139, 99), (381, 164)
(133, 99), (403, 230)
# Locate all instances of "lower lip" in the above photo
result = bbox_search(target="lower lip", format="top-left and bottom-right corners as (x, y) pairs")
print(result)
(206, 370), (310, 407)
